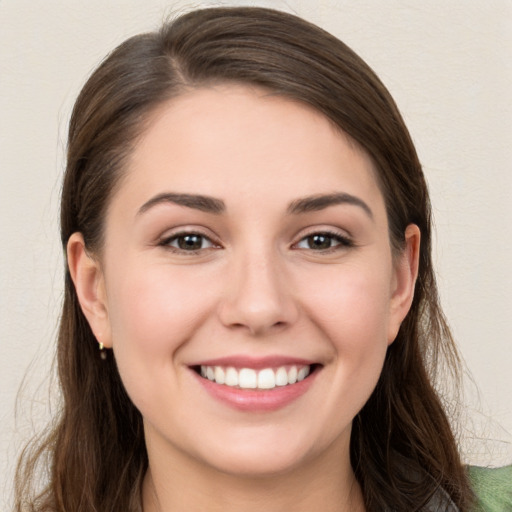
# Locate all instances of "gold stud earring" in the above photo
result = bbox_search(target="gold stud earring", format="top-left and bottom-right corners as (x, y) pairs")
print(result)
(98, 342), (107, 360)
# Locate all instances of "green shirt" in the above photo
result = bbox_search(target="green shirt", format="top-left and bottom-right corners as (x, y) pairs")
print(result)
(469, 465), (512, 511)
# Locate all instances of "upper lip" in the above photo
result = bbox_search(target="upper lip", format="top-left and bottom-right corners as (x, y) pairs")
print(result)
(189, 355), (318, 369)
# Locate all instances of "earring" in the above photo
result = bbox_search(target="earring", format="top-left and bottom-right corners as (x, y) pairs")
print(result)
(98, 342), (107, 360)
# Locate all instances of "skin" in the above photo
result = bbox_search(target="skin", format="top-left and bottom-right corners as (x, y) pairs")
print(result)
(68, 85), (420, 512)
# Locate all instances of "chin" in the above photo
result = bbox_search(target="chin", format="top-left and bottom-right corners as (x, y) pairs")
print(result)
(205, 448), (309, 478)
(189, 426), (335, 479)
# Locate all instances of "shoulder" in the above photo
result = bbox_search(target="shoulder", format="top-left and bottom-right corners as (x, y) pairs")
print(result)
(468, 465), (512, 511)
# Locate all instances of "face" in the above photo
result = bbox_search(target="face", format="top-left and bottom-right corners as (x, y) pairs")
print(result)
(70, 85), (418, 479)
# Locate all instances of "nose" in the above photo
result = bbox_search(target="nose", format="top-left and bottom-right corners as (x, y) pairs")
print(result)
(217, 248), (299, 336)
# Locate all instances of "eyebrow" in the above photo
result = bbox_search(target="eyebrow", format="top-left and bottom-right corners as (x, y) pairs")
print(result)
(137, 191), (373, 219)
(287, 193), (374, 219)
(137, 193), (226, 215)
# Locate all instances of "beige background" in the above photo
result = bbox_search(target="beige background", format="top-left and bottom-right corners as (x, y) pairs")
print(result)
(1, 0), (511, 506)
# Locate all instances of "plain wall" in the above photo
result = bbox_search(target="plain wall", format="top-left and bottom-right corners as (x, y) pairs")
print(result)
(1, 0), (511, 506)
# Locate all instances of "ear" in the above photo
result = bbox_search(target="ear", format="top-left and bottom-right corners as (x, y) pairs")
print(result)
(67, 232), (112, 348)
(387, 224), (421, 344)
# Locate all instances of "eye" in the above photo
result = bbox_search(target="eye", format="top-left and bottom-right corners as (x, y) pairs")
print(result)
(161, 232), (217, 252)
(294, 231), (352, 251)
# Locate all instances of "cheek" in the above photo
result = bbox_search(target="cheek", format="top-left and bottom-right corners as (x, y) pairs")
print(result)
(302, 263), (392, 349)
(103, 262), (217, 399)
(289, 264), (392, 446)
(107, 262), (212, 348)
(300, 263), (391, 397)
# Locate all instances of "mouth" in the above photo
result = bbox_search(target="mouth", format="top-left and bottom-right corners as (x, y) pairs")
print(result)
(189, 356), (322, 411)
(192, 363), (320, 390)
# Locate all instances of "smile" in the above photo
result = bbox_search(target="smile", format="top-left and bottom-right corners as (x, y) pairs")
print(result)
(190, 358), (321, 411)
(199, 364), (311, 390)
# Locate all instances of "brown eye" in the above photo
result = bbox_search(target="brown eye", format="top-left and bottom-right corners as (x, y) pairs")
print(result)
(306, 234), (333, 250)
(164, 233), (215, 252)
(295, 232), (352, 251)
(178, 234), (204, 250)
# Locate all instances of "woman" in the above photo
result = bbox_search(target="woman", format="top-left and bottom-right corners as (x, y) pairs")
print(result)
(14, 6), (505, 511)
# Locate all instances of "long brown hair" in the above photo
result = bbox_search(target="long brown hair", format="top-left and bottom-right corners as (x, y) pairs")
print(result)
(15, 7), (473, 511)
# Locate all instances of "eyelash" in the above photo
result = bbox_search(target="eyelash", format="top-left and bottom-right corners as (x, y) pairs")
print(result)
(159, 229), (353, 255)
(293, 230), (354, 252)
(159, 231), (220, 254)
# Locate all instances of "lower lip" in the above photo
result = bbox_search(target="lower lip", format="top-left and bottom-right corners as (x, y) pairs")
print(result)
(192, 369), (318, 412)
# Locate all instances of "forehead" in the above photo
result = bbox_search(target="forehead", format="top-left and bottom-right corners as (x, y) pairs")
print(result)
(116, 84), (385, 218)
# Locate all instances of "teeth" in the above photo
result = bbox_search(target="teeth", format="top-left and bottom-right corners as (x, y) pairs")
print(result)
(225, 367), (238, 387)
(297, 367), (308, 381)
(275, 367), (288, 386)
(257, 368), (275, 389)
(214, 366), (225, 385)
(239, 368), (257, 389)
(199, 365), (311, 389)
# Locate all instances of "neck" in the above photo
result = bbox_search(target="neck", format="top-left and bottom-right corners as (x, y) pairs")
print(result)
(142, 438), (365, 512)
